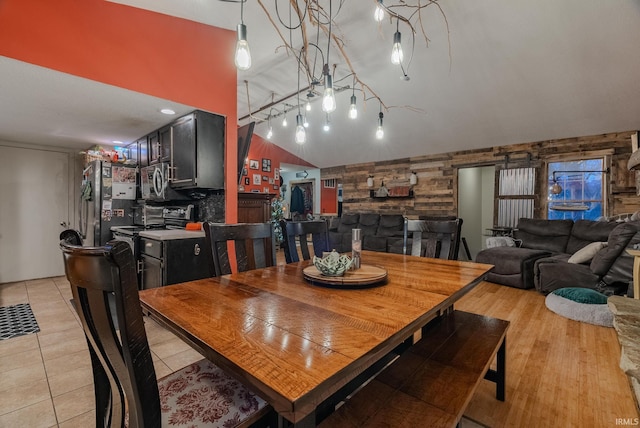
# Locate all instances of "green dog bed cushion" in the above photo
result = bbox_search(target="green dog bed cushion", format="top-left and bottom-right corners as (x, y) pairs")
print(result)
(545, 287), (613, 327)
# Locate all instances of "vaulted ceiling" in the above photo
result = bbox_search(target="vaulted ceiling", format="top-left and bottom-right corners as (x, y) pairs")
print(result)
(2, 1), (640, 169)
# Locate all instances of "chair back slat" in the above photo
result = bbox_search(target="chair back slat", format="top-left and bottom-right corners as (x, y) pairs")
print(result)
(60, 240), (160, 428)
(404, 219), (462, 260)
(280, 220), (330, 263)
(204, 222), (276, 275)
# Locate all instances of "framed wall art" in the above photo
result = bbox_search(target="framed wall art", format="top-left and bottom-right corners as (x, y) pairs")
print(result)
(244, 177), (250, 185)
(274, 168), (279, 180)
(253, 174), (261, 185)
(262, 158), (271, 172)
(249, 159), (259, 170)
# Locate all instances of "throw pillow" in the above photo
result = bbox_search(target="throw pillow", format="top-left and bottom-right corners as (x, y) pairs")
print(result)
(551, 287), (608, 305)
(567, 241), (607, 264)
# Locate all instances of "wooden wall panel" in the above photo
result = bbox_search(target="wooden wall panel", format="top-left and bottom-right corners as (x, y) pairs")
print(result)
(321, 131), (640, 219)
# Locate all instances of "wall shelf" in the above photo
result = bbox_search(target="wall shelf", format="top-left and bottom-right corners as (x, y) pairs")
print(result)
(369, 189), (414, 199)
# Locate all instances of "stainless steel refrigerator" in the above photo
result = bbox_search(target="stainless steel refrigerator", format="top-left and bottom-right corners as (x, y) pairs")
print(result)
(80, 160), (137, 246)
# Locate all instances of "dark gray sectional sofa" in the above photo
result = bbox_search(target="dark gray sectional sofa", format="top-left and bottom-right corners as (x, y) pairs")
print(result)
(475, 218), (640, 294)
(327, 213), (405, 253)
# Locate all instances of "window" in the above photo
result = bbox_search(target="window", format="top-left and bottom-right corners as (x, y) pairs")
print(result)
(547, 158), (605, 221)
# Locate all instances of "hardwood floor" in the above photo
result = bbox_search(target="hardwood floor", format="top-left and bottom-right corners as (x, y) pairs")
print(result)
(456, 281), (639, 427)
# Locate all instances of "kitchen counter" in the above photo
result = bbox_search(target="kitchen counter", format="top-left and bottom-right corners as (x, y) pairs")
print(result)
(138, 229), (205, 240)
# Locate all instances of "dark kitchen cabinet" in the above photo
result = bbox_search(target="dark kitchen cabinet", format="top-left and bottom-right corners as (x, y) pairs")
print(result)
(149, 128), (171, 164)
(140, 236), (210, 288)
(149, 131), (160, 163)
(170, 111), (225, 189)
(138, 136), (149, 167)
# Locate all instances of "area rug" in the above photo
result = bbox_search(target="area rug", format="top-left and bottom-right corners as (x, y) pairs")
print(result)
(545, 292), (613, 327)
(0, 303), (40, 340)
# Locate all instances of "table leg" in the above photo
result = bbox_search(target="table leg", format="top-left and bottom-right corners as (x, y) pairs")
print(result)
(278, 413), (315, 428)
(634, 255), (640, 300)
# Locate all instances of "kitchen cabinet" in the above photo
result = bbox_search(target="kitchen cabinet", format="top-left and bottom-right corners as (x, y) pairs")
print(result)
(170, 111), (225, 189)
(140, 234), (210, 288)
(149, 128), (170, 164)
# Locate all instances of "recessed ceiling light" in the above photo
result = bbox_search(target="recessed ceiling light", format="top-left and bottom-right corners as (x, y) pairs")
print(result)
(112, 140), (124, 145)
(160, 108), (176, 115)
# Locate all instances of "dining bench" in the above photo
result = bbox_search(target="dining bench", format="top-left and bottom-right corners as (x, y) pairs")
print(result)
(319, 310), (509, 428)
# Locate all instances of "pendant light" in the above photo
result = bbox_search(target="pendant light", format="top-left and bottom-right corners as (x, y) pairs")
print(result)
(295, 114), (306, 144)
(323, 114), (331, 132)
(266, 115), (273, 139)
(282, 113), (287, 127)
(348, 75), (357, 119)
(234, 1), (251, 71)
(303, 115), (309, 128)
(294, 50), (306, 144)
(376, 104), (384, 140)
(374, 0), (385, 22)
(391, 18), (403, 65)
(322, 73), (337, 113)
(306, 92), (312, 112)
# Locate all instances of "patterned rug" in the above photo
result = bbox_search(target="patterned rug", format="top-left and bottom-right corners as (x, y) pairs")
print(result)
(0, 303), (40, 340)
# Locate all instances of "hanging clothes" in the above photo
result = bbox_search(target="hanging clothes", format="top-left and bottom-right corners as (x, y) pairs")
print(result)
(290, 185), (305, 215)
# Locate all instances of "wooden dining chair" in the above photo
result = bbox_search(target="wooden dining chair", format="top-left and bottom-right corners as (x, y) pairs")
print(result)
(203, 222), (277, 276)
(59, 229), (83, 245)
(60, 239), (272, 428)
(280, 220), (330, 263)
(404, 218), (462, 260)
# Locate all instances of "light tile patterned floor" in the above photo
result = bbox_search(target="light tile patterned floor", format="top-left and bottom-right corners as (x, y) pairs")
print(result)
(0, 276), (202, 427)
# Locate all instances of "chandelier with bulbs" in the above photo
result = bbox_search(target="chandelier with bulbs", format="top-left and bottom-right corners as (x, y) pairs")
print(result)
(234, 0), (447, 145)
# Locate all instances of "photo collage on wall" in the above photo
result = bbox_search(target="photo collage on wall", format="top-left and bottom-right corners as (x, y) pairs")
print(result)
(242, 157), (280, 194)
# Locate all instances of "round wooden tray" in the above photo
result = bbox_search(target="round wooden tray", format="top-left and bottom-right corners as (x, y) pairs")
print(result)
(303, 264), (388, 289)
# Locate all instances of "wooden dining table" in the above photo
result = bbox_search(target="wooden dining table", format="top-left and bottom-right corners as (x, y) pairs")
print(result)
(139, 250), (493, 427)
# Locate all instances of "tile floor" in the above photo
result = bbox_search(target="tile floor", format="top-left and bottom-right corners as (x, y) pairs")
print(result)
(0, 276), (203, 427)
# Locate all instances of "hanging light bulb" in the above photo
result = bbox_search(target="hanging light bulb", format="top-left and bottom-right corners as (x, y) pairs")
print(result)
(349, 94), (358, 119)
(323, 115), (330, 132)
(295, 114), (306, 144)
(303, 116), (309, 128)
(322, 74), (336, 113)
(376, 111), (384, 139)
(235, 24), (251, 70)
(391, 30), (403, 65)
(374, 0), (385, 22)
(282, 114), (287, 127)
(266, 125), (273, 139)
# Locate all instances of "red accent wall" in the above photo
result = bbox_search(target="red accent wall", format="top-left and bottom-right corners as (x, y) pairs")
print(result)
(241, 134), (316, 195)
(0, 0), (239, 220)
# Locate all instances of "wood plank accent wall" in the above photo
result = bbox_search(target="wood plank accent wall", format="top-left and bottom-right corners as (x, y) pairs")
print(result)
(321, 131), (640, 219)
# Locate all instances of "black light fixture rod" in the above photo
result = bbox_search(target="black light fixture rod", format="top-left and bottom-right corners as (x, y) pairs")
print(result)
(239, 85), (312, 121)
(551, 168), (610, 182)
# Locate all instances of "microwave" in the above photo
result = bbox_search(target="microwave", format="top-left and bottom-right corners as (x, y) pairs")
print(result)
(141, 163), (170, 201)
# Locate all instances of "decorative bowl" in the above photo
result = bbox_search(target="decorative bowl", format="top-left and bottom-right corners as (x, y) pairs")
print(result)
(313, 250), (353, 277)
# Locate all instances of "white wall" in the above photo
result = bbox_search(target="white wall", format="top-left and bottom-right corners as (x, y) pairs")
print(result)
(458, 166), (495, 260)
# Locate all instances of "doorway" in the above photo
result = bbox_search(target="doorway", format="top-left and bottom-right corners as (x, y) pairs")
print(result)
(458, 166), (495, 260)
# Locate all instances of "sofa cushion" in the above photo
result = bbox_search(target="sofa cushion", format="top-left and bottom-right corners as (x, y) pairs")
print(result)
(476, 247), (550, 275)
(337, 213), (359, 233)
(591, 222), (640, 276)
(357, 213), (380, 236)
(515, 218), (573, 253)
(376, 214), (405, 237)
(568, 242), (607, 264)
(363, 235), (388, 252)
(566, 220), (618, 254)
